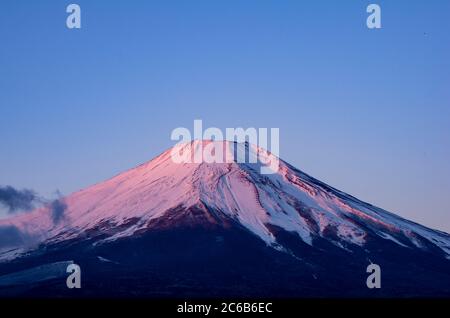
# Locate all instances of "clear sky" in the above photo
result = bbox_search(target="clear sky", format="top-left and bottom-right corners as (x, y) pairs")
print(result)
(1, 1), (449, 232)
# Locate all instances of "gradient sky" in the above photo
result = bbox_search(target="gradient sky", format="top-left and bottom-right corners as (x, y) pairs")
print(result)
(1, 1), (449, 232)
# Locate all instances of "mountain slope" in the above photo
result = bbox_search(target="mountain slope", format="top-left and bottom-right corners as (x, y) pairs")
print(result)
(1, 140), (449, 297)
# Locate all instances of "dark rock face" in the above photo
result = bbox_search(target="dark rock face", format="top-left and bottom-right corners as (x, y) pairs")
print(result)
(1, 142), (449, 298)
(1, 204), (449, 298)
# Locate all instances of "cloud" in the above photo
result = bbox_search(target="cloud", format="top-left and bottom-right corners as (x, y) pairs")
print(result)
(0, 189), (68, 251)
(49, 198), (67, 224)
(0, 225), (27, 249)
(0, 186), (39, 213)
(0, 185), (68, 226)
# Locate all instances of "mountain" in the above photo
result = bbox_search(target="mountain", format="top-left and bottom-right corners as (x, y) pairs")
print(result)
(1, 140), (449, 297)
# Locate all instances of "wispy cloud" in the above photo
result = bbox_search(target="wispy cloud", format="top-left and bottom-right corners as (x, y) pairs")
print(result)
(0, 187), (68, 252)
(49, 198), (67, 225)
(0, 225), (28, 249)
(0, 186), (40, 213)
(0, 185), (67, 225)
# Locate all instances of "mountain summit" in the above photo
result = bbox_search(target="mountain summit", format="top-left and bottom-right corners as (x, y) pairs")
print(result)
(1, 140), (450, 297)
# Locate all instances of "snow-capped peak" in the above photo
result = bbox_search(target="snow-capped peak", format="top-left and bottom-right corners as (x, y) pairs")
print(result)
(1, 140), (450, 259)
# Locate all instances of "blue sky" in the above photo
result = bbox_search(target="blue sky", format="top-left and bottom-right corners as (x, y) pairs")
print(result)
(1, 0), (449, 232)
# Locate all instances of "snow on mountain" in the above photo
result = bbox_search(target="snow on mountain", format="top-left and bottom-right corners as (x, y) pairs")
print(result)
(1, 140), (449, 260)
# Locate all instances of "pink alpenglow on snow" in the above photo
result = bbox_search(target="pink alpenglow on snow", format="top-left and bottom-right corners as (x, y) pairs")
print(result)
(170, 139), (280, 174)
(0, 140), (449, 261)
